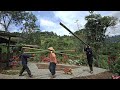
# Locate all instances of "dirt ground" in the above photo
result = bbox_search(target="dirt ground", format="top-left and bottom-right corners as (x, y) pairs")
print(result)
(36, 63), (79, 71)
(71, 71), (114, 79)
(0, 63), (115, 79)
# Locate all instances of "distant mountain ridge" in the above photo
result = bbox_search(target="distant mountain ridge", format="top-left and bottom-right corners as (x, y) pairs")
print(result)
(105, 35), (120, 43)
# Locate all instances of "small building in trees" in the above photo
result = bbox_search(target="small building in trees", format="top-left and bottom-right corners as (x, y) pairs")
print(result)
(0, 31), (19, 68)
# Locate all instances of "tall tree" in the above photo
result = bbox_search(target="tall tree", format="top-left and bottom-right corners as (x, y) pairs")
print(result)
(0, 11), (38, 32)
(84, 11), (118, 66)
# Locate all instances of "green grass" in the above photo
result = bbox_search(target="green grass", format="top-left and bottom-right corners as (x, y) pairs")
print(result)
(0, 65), (22, 75)
(1, 70), (19, 75)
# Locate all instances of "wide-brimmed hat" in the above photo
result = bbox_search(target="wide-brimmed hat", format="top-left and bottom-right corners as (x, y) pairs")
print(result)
(48, 47), (55, 51)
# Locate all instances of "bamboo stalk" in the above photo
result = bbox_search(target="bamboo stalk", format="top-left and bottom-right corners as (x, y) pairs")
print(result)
(60, 22), (98, 60)
(22, 47), (75, 52)
(22, 47), (42, 50)
(24, 50), (80, 58)
(24, 50), (49, 54)
(60, 22), (87, 45)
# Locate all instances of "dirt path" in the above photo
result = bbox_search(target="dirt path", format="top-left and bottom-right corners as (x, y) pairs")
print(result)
(71, 71), (114, 79)
(0, 62), (110, 79)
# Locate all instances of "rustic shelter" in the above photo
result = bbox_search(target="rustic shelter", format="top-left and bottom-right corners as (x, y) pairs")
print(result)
(0, 31), (19, 67)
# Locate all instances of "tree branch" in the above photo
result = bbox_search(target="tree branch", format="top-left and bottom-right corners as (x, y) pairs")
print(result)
(2, 15), (7, 31)
(104, 26), (108, 31)
(2, 16), (6, 25)
(2, 15), (12, 32)
(0, 22), (4, 26)
(6, 16), (12, 30)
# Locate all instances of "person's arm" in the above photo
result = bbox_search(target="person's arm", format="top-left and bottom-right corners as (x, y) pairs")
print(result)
(89, 48), (93, 56)
(91, 49), (93, 55)
(91, 50), (93, 56)
(52, 53), (57, 64)
(84, 47), (86, 52)
(23, 53), (35, 58)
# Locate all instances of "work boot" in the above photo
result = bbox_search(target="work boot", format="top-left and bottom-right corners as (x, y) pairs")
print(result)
(90, 71), (93, 74)
(19, 74), (24, 76)
(29, 75), (33, 78)
(50, 75), (56, 79)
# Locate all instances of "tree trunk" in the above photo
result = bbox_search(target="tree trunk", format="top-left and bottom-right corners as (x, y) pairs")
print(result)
(6, 37), (11, 68)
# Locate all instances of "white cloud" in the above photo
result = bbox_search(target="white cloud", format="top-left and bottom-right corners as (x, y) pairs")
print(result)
(0, 24), (18, 32)
(53, 11), (89, 32)
(111, 11), (120, 18)
(40, 11), (120, 36)
(41, 27), (71, 36)
(0, 25), (4, 30)
(95, 11), (113, 16)
(8, 24), (19, 32)
(39, 12), (86, 36)
(106, 26), (120, 37)
(106, 11), (120, 36)
(45, 11), (89, 36)
(40, 19), (56, 27)
(40, 19), (71, 36)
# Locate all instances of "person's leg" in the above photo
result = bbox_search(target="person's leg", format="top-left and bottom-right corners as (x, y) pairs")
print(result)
(52, 63), (56, 75)
(89, 57), (93, 73)
(89, 64), (93, 71)
(87, 56), (93, 72)
(90, 57), (93, 71)
(19, 66), (25, 76)
(50, 62), (54, 75)
(50, 62), (56, 78)
(24, 64), (32, 77)
(87, 56), (91, 70)
(49, 62), (52, 73)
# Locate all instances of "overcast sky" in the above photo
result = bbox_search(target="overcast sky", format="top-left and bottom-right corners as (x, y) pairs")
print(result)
(1, 11), (120, 36)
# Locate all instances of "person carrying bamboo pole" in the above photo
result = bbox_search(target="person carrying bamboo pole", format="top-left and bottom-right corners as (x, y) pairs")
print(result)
(48, 47), (57, 79)
(84, 45), (93, 74)
(19, 47), (35, 78)
(0, 47), (2, 60)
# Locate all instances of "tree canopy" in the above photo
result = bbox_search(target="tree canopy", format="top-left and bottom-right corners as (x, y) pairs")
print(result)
(0, 11), (39, 32)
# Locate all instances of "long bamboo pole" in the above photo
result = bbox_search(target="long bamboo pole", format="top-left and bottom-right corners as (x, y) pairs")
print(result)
(22, 47), (75, 52)
(60, 22), (87, 45)
(24, 50), (80, 58)
(59, 22), (98, 61)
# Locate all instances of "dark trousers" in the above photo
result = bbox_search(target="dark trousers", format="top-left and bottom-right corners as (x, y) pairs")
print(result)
(49, 62), (56, 75)
(20, 64), (31, 76)
(87, 56), (93, 71)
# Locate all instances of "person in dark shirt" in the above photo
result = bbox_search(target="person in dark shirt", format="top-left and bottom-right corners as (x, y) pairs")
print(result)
(84, 45), (93, 74)
(0, 47), (2, 60)
(0, 47), (2, 53)
(19, 48), (35, 77)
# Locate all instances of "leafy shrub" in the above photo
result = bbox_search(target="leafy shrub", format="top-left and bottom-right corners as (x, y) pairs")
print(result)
(97, 55), (109, 69)
(32, 53), (41, 62)
(74, 59), (87, 66)
(1, 70), (19, 75)
(112, 59), (120, 75)
(67, 59), (87, 66)
(67, 59), (74, 65)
